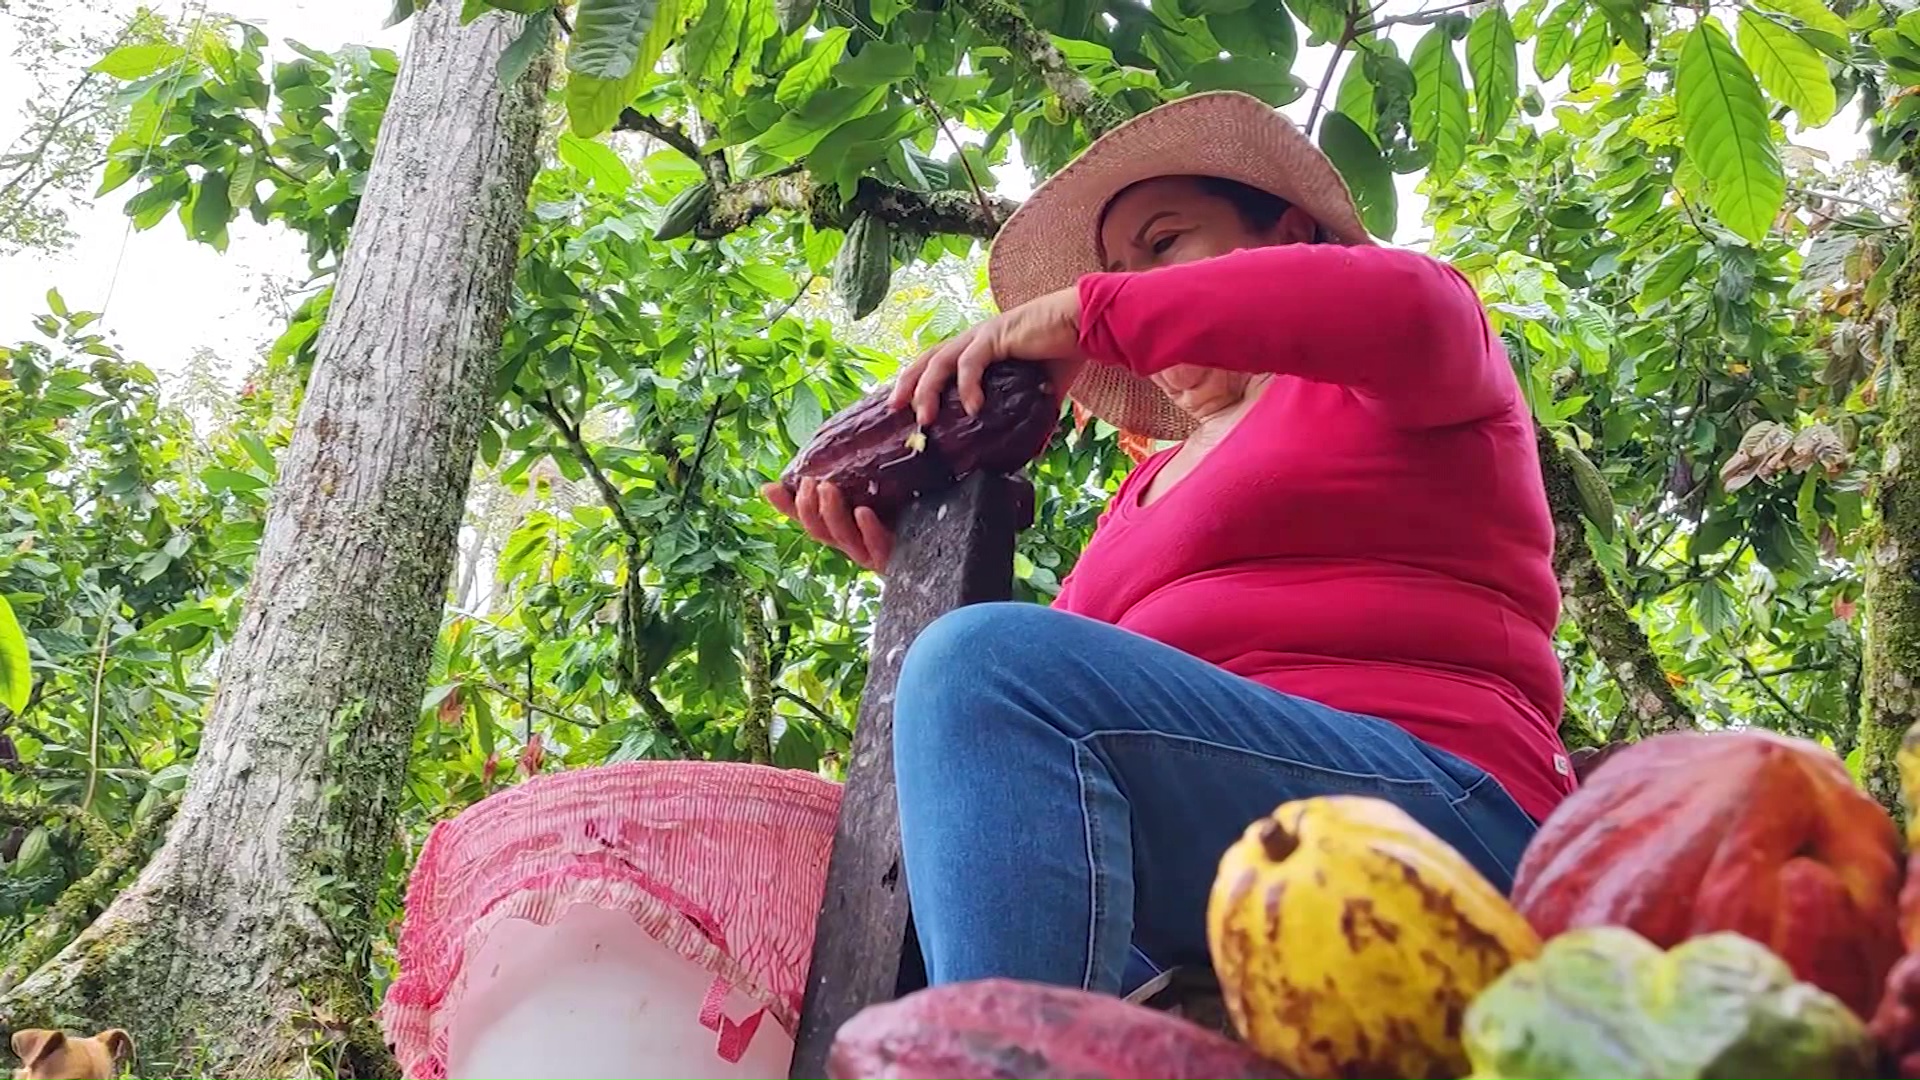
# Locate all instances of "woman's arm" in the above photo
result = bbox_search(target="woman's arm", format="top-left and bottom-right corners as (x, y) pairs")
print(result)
(1076, 245), (1513, 430)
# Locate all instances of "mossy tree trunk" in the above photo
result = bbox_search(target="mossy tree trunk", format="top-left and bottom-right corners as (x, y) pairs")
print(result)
(0, 3), (552, 1074)
(1537, 428), (1694, 741)
(1860, 168), (1920, 817)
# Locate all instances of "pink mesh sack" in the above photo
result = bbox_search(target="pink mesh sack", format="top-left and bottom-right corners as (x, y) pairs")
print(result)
(381, 761), (842, 1079)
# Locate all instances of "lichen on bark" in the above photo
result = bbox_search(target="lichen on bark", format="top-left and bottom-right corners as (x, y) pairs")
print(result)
(0, 5), (554, 1074)
(1537, 426), (1695, 738)
(1858, 165), (1920, 817)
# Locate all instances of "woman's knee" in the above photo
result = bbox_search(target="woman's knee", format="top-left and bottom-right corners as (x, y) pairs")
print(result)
(895, 603), (1080, 753)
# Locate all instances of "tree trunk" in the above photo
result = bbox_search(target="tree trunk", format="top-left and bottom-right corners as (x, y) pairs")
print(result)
(1860, 170), (1920, 817)
(0, 4), (551, 1075)
(1536, 428), (1694, 739)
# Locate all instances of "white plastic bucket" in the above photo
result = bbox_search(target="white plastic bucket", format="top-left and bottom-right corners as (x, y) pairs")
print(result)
(444, 903), (795, 1079)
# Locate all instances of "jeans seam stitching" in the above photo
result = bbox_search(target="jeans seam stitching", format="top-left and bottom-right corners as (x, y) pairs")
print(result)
(1079, 728), (1459, 797)
(1074, 742), (1103, 991)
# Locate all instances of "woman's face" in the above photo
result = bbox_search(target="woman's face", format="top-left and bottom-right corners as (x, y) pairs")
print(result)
(1095, 177), (1316, 422)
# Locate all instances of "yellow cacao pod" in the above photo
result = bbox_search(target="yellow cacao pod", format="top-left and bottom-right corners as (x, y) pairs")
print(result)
(1207, 796), (1539, 1080)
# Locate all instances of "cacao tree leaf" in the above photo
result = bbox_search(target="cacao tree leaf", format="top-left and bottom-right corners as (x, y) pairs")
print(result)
(776, 0), (818, 34)
(1676, 18), (1784, 244)
(1736, 9), (1837, 126)
(557, 132), (634, 192)
(682, 0), (747, 84)
(1755, 0), (1849, 41)
(570, 0), (668, 79)
(1208, 7), (1297, 67)
(188, 171), (232, 252)
(1533, 0), (1584, 79)
(836, 41), (915, 86)
(1410, 28), (1470, 182)
(498, 8), (554, 84)
(1636, 244), (1699, 307)
(0, 595), (28, 715)
(1286, 0), (1348, 44)
(1185, 56), (1304, 105)
(1591, 0), (1648, 55)
(785, 386), (825, 445)
(774, 26), (847, 107)
(387, 0), (417, 26)
(1318, 111), (1396, 239)
(91, 43), (187, 80)
(1467, 6), (1519, 140)
(1567, 13), (1611, 89)
(1335, 53), (1376, 131)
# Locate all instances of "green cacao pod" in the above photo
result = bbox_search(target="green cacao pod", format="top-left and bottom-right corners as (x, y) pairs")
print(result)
(653, 181), (713, 241)
(14, 825), (48, 872)
(1464, 927), (1875, 1079)
(1563, 444), (1616, 541)
(833, 213), (892, 321)
(776, 0), (818, 35)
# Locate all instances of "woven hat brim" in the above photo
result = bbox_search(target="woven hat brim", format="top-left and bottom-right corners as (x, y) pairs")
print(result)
(988, 91), (1376, 442)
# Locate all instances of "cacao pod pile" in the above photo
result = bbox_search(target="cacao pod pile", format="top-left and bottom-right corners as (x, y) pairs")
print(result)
(824, 725), (1920, 1080)
(780, 361), (1058, 521)
(1510, 729), (1902, 1018)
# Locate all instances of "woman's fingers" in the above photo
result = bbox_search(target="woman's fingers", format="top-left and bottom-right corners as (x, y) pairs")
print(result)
(816, 482), (874, 567)
(887, 350), (933, 413)
(912, 338), (966, 427)
(953, 332), (1001, 416)
(854, 506), (893, 571)
(763, 481), (798, 518)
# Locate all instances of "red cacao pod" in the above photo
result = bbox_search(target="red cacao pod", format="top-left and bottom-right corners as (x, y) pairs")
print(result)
(827, 978), (1294, 1080)
(1510, 729), (1902, 1018)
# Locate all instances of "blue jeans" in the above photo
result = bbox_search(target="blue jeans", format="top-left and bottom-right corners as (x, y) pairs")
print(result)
(892, 602), (1539, 994)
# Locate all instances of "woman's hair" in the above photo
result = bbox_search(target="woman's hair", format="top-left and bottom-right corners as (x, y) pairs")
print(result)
(1194, 175), (1297, 231)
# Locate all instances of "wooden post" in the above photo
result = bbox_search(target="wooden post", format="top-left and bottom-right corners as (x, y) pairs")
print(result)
(790, 470), (1034, 1079)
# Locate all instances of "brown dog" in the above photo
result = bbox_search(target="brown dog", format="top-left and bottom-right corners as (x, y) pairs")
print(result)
(9, 1030), (131, 1080)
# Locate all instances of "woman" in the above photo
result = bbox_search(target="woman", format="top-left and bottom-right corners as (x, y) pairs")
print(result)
(763, 91), (1575, 997)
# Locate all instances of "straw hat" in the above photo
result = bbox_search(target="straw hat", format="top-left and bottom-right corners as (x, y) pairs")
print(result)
(987, 90), (1375, 442)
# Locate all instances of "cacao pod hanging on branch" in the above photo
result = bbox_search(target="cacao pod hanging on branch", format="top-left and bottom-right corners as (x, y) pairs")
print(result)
(833, 212), (893, 320)
(654, 181), (712, 241)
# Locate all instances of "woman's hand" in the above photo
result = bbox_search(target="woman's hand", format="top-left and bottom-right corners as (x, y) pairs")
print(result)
(888, 286), (1085, 426)
(762, 478), (894, 573)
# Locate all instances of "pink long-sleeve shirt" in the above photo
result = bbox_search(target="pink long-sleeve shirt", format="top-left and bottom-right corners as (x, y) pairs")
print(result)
(1051, 243), (1575, 823)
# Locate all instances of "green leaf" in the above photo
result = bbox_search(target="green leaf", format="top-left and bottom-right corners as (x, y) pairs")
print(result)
(1185, 56), (1304, 105)
(557, 132), (634, 192)
(774, 27), (847, 107)
(44, 289), (67, 319)
(1694, 579), (1735, 634)
(1736, 9), (1836, 126)
(0, 595), (28, 714)
(1208, 8), (1297, 67)
(1335, 53), (1376, 130)
(91, 43), (187, 80)
(498, 9), (554, 84)
(682, 0), (746, 83)
(1410, 28), (1470, 182)
(570, 0), (666, 78)
(387, 0), (418, 26)
(189, 171), (232, 252)
(755, 85), (886, 160)
(1754, 0), (1849, 44)
(1636, 244), (1699, 307)
(1591, 0), (1648, 55)
(1286, 0), (1348, 44)
(836, 41), (915, 86)
(785, 386), (825, 445)
(1676, 18), (1785, 245)
(1467, 7), (1518, 140)
(1319, 112), (1396, 239)
(1567, 13), (1611, 89)
(1533, 0), (1584, 79)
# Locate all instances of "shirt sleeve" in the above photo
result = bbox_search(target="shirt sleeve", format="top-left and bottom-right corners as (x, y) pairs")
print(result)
(1074, 244), (1515, 430)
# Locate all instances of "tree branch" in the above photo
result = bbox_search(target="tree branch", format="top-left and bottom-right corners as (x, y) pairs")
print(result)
(950, 0), (1128, 135)
(1736, 652), (1814, 732)
(702, 173), (1016, 240)
(0, 801), (118, 857)
(480, 681), (599, 728)
(530, 390), (643, 545)
(614, 108), (729, 186)
(740, 592), (774, 764)
(776, 687), (852, 739)
(0, 796), (177, 994)
(1537, 427), (1694, 736)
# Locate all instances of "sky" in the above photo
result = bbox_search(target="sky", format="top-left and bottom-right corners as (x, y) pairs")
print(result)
(0, 0), (1880, 382)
